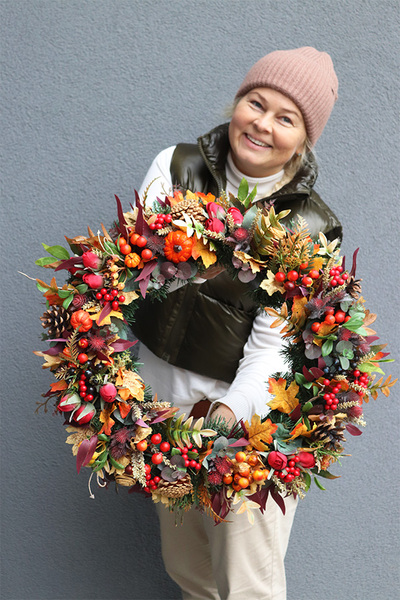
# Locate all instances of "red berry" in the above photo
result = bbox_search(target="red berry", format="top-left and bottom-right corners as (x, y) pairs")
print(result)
(287, 270), (299, 282)
(344, 316), (351, 322)
(284, 281), (295, 291)
(86, 394), (93, 401)
(151, 433), (162, 445)
(337, 278), (344, 285)
(189, 460), (197, 468)
(77, 353), (88, 364)
(195, 463), (201, 471)
(112, 301), (119, 310)
(125, 465), (133, 475)
(353, 370), (361, 377)
(311, 322), (321, 333)
(149, 223), (157, 230)
(136, 236), (147, 248)
(324, 314), (336, 325)
(330, 278), (338, 286)
(159, 441), (170, 452)
(325, 307), (335, 315)
(309, 269), (320, 279)
(120, 244), (132, 255)
(79, 385), (87, 392)
(181, 447), (188, 454)
(335, 311), (346, 323)
(151, 453), (163, 465)
(301, 276), (313, 286)
(144, 464), (151, 474)
(78, 338), (89, 348)
(342, 273), (349, 280)
(96, 292), (102, 300)
(141, 248), (153, 261)
(299, 262), (309, 270)
(153, 476), (161, 484)
(118, 295), (125, 303)
(275, 272), (286, 282)
(323, 379), (330, 387)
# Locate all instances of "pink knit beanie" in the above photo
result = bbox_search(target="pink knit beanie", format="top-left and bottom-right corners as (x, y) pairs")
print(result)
(235, 47), (338, 146)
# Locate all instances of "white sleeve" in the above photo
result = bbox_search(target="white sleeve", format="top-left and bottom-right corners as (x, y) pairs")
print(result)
(210, 312), (287, 423)
(138, 146), (176, 207)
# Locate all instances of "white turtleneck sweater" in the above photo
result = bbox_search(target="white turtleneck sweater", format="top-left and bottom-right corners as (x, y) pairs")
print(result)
(136, 146), (287, 422)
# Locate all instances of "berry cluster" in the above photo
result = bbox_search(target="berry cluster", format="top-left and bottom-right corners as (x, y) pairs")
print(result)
(311, 306), (351, 332)
(78, 370), (95, 402)
(352, 369), (370, 398)
(322, 378), (341, 410)
(222, 451), (268, 492)
(275, 456), (301, 483)
(274, 264), (320, 292)
(95, 287), (125, 310)
(148, 212), (172, 231)
(328, 265), (349, 288)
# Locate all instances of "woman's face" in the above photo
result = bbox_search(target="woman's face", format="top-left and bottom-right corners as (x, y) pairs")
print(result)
(228, 87), (307, 178)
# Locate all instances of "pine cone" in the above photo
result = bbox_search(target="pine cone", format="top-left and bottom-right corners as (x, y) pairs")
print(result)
(312, 421), (346, 451)
(157, 474), (193, 498)
(170, 198), (206, 223)
(40, 306), (71, 338)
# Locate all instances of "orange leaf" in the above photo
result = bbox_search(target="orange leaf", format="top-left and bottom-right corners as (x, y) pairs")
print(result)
(290, 296), (308, 328)
(191, 237), (217, 268)
(99, 405), (116, 436)
(50, 380), (68, 392)
(267, 378), (299, 414)
(288, 421), (317, 440)
(244, 415), (277, 451)
(118, 402), (131, 419)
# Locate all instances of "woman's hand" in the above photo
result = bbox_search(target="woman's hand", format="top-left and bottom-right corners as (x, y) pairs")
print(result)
(210, 403), (236, 426)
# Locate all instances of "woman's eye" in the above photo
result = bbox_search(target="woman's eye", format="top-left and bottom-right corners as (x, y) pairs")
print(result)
(250, 100), (263, 109)
(281, 116), (293, 125)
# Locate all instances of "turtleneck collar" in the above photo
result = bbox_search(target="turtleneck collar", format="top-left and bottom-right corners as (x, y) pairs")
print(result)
(225, 152), (284, 202)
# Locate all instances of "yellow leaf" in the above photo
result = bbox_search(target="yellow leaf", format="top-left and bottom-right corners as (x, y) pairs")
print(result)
(290, 296), (308, 328)
(119, 290), (139, 304)
(117, 370), (145, 402)
(233, 251), (267, 273)
(287, 421), (317, 440)
(309, 255), (324, 271)
(99, 405), (116, 436)
(50, 380), (68, 392)
(33, 351), (63, 369)
(244, 415), (278, 451)
(191, 237), (217, 268)
(260, 270), (284, 296)
(267, 378), (299, 414)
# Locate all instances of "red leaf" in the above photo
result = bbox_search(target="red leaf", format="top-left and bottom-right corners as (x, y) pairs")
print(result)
(228, 437), (249, 447)
(134, 190), (145, 235)
(302, 366), (314, 382)
(97, 301), (112, 325)
(76, 435), (98, 473)
(115, 195), (128, 237)
(110, 339), (137, 352)
(55, 256), (83, 271)
(309, 367), (324, 379)
(349, 248), (359, 278)
(346, 424), (363, 436)
(270, 487), (286, 515)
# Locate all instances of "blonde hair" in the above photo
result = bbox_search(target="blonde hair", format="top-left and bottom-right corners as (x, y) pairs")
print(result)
(224, 98), (312, 196)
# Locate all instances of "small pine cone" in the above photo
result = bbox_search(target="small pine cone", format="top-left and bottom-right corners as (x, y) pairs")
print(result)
(312, 422), (346, 451)
(115, 472), (136, 487)
(40, 306), (70, 338)
(170, 199), (206, 223)
(157, 474), (193, 498)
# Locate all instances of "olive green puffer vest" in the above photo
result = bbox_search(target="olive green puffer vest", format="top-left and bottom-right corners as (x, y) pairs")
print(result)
(131, 124), (342, 383)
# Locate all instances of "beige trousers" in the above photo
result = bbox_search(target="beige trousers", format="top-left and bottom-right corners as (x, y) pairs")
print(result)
(157, 494), (298, 600)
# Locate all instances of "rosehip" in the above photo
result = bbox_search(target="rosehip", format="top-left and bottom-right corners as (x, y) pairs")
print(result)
(151, 433), (162, 445)
(136, 440), (148, 452)
(275, 272), (286, 282)
(287, 270), (299, 281)
(151, 453), (163, 465)
(159, 441), (170, 452)
(311, 322), (321, 333)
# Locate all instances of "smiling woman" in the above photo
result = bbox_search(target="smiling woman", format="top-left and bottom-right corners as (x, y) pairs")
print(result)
(130, 46), (342, 600)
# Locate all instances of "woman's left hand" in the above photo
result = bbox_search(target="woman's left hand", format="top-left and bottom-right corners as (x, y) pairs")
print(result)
(210, 403), (236, 426)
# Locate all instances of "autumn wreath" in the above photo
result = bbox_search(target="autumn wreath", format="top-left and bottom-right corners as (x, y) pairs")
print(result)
(34, 181), (396, 523)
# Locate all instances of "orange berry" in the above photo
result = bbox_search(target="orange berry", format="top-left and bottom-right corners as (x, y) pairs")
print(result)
(223, 474), (233, 485)
(247, 455), (258, 467)
(130, 232), (140, 245)
(136, 440), (148, 451)
(232, 483), (242, 492)
(234, 473), (241, 484)
(252, 469), (265, 482)
(238, 464), (250, 477)
(120, 244), (132, 255)
(238, 477), (249, 489)
(235, 451), (246, 463)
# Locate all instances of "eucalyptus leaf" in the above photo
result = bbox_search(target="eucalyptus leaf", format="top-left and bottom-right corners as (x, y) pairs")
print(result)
(321, 339), (334, 356)
(339, 356), (350, 370)
(62, 295), (74, 309)
(58, 290), (72, 298)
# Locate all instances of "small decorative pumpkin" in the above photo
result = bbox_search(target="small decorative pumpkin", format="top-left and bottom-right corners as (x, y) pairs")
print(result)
(164, 231), (193, 263)
(70, 309), (93, 332)
(124, 252), (141, 269)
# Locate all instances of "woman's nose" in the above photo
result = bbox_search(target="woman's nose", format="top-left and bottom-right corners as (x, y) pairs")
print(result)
(254, 112), (273, 132)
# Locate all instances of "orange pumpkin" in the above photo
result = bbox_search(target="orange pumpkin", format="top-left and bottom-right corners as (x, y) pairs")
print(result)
(70, 309), (93, 332)
(124, 252), (141, 269)
(164, 231), (193, 263)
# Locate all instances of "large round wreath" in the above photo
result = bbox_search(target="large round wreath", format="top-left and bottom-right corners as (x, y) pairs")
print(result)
(34, 181), (396, 523)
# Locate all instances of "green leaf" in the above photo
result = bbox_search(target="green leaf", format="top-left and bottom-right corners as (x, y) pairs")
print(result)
(42, 243), (70, 260)
(103, 240), (119, 254)
(317, 470), (340, 480)
(358, 362), (385, 374)
(295, 372), (307, 385)
(97, 434), (109, 442)
(36, 282), (49, 293)
(62, 295), (74, 309)
(339, 355), (350, 370)
(313, 475), (326, 491)
(109, 456), (125, 470)
(237, 178), (249, 203)
(76, 284), (88, 294)
(302, 401), (313, 412)
(247, 185), (257, 205)
(303, 472), (311, 492)
(321, 339), (334, 357)
(35, 257), (57, 267)
(58, 290), (72, 298)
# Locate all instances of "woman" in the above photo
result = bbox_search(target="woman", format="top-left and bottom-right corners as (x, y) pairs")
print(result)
(132, 47), (342, 600)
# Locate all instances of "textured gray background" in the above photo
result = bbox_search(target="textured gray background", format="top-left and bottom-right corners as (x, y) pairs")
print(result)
(1, 1), (399, 599)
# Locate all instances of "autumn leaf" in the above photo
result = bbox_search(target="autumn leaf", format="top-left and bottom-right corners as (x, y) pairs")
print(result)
(191, 236), (217, 268)
(99, 405), (116, 436)
(65, 425), (96, 455)
(119, 290), (139, 304)
(116, 369), (145, 402)
(260, 270), (284, 296)
(244, 415), (278, 451)
(309, 255), (324, 271)
(33, 351), (63, 369)
(288, 421), (317, 440)
(50, 380), (68, 392)
(118, 402), (131, 419)
(290, 296), (308, 329)
(233, 251), (267, 273)
(267, 378), (299, 414)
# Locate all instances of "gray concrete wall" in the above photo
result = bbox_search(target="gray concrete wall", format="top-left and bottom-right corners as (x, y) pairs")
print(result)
(1, 1), (399, 598)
